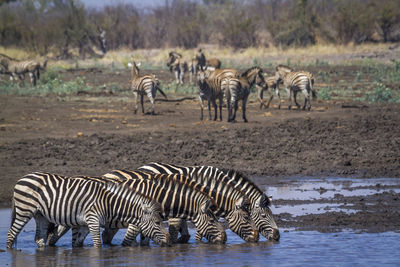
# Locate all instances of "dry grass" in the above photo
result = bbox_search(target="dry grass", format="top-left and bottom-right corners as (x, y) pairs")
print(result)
(1, 43), (396, 70)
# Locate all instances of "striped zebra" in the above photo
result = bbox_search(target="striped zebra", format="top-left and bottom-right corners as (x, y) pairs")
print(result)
(129, 61), (167, 115)
(103, 168), (259, 243)
(6, 172), (171, 248)
(139, 163), (280, 242)
(189, 49), (222, 83)
(100, 170), (227, 245)
(223, 67), (266, 122)
(0, 55), (47, 86)
(167, 51), (188, 84)
(275, 65), (316, 111)
(197, 68), (239, 121)
(258, 76), (280, 109)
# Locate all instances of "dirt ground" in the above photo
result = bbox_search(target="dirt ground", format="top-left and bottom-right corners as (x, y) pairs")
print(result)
(0, 67), (399, 233)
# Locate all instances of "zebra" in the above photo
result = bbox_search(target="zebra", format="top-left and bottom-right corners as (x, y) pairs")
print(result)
(275, 65), (316, 111)
(129, 61), (167, 115)
(6, 172), (171, 248)
(138, 163), (280, 242)
(103, 168), (259, 243)
(50, 171), (227, 246)
(0, 55), (47, 86)
(223, 67), (266, 122)
(167, 51), (188, 84)
(197, 68), (239, 121)
(189, 49), (222, 83)
(100, 170), (227, 245)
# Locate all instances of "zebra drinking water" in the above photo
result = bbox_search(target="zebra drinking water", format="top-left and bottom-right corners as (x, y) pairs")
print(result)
(6, 172), (171, 248)
(139, 163), (280, 242)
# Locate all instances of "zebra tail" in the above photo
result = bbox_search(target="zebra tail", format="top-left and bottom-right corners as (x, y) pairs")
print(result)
(157, 86), (168, 99)
(308, 77), (317, 100)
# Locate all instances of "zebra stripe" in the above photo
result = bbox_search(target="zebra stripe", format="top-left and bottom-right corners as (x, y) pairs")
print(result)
(139, 163), (280, 241)
(127, 166), (258, 242)
(6, 172), (170, 248)
(129, 61), (167, 115)
(275, 65), (315, 111)
(101, 170), (227, 245)
(197, 68), (239, 121)
(167, 51), (188, 84)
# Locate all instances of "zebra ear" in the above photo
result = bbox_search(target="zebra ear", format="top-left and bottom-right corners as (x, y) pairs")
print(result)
(201, 199), (212, 213)
(128, 62), (133, 68)
(137, 62), (142, 67)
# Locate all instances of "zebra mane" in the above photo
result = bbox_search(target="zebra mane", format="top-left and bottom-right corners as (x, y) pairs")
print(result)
(219, 168), (270, 206)
(241, 66), (262, 78)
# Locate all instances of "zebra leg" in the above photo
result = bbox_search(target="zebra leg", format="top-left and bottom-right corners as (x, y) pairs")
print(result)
(175, 70), (180, 83)
(258, 86), (265, 109)
(7, 207), (34, 248)
(147, 90), (155, 115)
(29, 72), (37, 86)
(212, 99), (218, 121)
(227, 98), (232, 122)
(276, 87), (281, 109)
(86, 216), (102, 248)
(140, 94), (145, 114)
(178, 220), (191, 243)
(179, 69), (185, 84)
(242, 96), (248, 123)
(198, 95), (204, 121)
(302, 88), (311, 111)
(48, 225), (70, 246)
(195, 231), (203, 242)
(293, 91), (300, 109)
(218, 96), (223, 121)
(34, 213), (51, 247)
(133, 91), (138, 114)
(122, 224), (140, 246)
(286, 87), (292, 110)
(231, 100), (238, 122)
(102, 228), (119, 245)
(72, 226), (90, 247)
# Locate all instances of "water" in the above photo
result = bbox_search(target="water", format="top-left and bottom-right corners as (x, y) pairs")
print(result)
(1, 177), (399, 266)
(265, 177), (400, 216)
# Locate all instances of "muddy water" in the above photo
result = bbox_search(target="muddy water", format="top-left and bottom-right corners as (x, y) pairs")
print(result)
(1, 178), (399, 266)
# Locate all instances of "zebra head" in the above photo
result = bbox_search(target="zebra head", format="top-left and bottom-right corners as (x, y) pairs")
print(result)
(242, 66), (265, 87)
(275, 64), (293, 83)
(167, 52), (181, 70)
(138, 200), (171, 246)
(193, 199), (227, 244)
(225, 196), (259, 243)
(250, 194), (280, 241)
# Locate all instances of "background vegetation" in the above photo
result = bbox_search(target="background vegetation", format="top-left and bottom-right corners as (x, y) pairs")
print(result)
(0, 0), (399, 57)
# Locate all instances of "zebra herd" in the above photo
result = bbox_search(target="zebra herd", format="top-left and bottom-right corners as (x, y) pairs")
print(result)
(7, 163), (279, 249)
(0, 53), (47, 86)
(133, 50), (316, 122)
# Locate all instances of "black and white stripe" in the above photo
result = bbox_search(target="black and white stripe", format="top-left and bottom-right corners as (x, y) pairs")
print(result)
(139, 163), (280, 241)
(275, 65), (314, 111)
(6, 172), (170, 248)
(197, 68), (239, 121)
(101, 170), (227, 245)
(129, 61), (167, 115)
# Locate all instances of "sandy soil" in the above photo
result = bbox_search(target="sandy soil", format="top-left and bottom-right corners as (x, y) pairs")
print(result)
(0, 67), (399, 233)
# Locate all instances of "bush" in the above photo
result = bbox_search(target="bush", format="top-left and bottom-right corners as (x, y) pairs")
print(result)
(364, 83), (398, 103)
